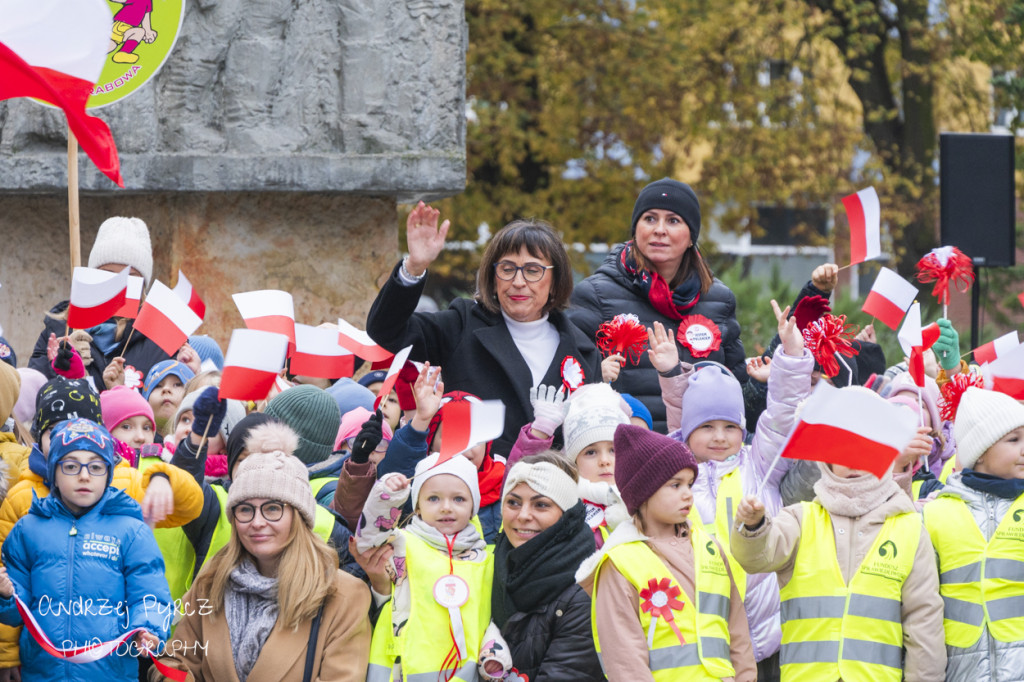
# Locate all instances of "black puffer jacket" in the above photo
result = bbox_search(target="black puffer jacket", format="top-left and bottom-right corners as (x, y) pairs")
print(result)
(568, 243), (745, 433)
(500, 583), (604, 682)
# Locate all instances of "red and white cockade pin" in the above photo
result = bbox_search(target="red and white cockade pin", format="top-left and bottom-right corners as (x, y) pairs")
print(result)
(677, 314), (722, 359)
(560, 356), (585, 393)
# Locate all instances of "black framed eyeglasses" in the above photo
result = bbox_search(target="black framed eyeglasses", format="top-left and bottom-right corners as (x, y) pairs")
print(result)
(233, 501), (287, 523)
(58, 460), (108, 477)
(493, 261), (553, 282)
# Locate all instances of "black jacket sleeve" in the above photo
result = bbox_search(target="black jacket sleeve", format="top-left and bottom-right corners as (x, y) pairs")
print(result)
(533, 587), (604, 682)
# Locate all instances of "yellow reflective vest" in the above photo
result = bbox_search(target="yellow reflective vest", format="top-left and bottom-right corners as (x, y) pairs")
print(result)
(138, 456), (196, 604)
(592, 525), (736, 680)
(923, 493), (1024, 648)
(367, 532), (493, 682)
(779, 502), (920, 682)
(694, 468), (748, 599)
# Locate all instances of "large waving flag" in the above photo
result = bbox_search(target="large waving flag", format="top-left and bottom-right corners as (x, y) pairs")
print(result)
(862, 267), (918, 330)
(219, 329), (290, 401)
(233, 290), (296, 354)
(134, 281), (203, 356)
(842, 187), (881, 265)
(290, 324), (355, 379)
(0, 0), (123, 186)
(67, 267), (128, 329)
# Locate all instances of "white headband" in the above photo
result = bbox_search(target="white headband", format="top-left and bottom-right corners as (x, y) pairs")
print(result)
(502, 461), (579, 512)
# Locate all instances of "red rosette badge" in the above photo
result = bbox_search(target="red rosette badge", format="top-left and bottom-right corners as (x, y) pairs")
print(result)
(916, 246), (974, 306)
(639, 577), (687, 646)
(802, 313), (859, 378)
(676, 315), (722, 358)
(596, 313), (649, 366)
(560, 356), (585, 393)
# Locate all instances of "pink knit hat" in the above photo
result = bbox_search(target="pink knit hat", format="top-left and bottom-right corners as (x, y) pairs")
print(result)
(100, 385), (156, 431)
(14, 368), (48, 425)
(334, 407), (393, 451)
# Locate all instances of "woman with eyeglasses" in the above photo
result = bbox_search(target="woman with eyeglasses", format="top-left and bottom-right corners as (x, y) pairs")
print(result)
(568, 178), (746, 434)
(151, 422), (372, 682)
(366, 202), (601, 456)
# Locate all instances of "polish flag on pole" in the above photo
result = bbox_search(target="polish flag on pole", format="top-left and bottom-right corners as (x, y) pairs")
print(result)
(842, 187), (882, 265)
(771, 382), (918, 479)
(897, 302), (941, 387)
(172, 271), (206, 320)
(336, 319), (395, 363)
(219, 329), (290, 401)
(973, 331), (1019, 366)
(233, 290), (296, 354)
(373, 346), (413, 411)
(437, 399), (506, 464)
(112, 276), (144, 319)
(981, 342), (1024, 400)
(133, 281), (203, 356)
(67, 267), (129, 329)
(290, 324), (356, 379)
(0, 0), (124, 186)
(861, 267), (918, 330)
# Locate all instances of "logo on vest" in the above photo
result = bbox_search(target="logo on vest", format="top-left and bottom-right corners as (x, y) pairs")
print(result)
(996, 511), (1024, 542)
(703, 540), (729, 577)
(879, 540), (898, 559)
(860, 540), (906, 582)
(1013, 509), (1024, 523)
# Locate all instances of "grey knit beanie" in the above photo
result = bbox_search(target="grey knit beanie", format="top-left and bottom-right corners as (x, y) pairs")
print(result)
(264, 385), (341, 465)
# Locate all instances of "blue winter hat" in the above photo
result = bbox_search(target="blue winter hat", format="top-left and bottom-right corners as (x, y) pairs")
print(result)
(326, 378), (376, 419)
(142, 361), (195, 400)
(46, 418), (117, 486)
(678, 366), (746, 444)
(621, 394), (653, 430)
(357, 370), (388, 389)
(188, 335), (224, 371)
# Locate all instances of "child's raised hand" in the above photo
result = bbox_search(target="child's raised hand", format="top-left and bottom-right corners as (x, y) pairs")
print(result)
(405, 201), (450, 275)
(0, 567), (14, 599)
(413, 362), (444, 419)
(895, 426), (933, 472)
(773, 299), (804, 357)
(141, 475), (174, 528)
(746, 356), (771, 383)
(601, 354), (624, 383)
(176, 343), (201, 375)
(811, 263), (839, 293)
(735, 495), (766, 530)
(384, 473), (410, 492)
(647, 321), (679, 373)
(856, 322), (876, 344)
(102, 357), (126, 390)
(529, 384), (568, 437)
(133, 630), (159, 653)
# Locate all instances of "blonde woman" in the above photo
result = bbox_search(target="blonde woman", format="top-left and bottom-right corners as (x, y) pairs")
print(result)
(151, 423), (371, 682)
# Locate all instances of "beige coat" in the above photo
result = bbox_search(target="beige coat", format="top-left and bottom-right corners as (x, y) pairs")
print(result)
(729, 488), (946, 682)
(150, 569), (372, 682)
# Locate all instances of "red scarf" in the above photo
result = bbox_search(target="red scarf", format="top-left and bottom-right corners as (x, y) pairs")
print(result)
(619, 242), (701, 321)
(478, 455), (506, 507)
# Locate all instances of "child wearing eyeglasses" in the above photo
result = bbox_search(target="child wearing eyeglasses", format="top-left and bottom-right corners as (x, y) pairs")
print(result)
(0, 418), (172, 681)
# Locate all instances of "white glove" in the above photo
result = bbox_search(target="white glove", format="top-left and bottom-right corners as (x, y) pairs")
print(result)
(529, 384), (568, 437)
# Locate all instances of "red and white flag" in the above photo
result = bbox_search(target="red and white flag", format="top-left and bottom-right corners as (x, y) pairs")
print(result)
(233, 290), (296, 353)
(67, 267), (128, 329)
(219, 329), (290, 401)
(112, 276), (144, 319)
(862, 267), (918, 330)
(437, 399), (506, 463)
(779, 382), (918, 478)
(336, 319), (395, 363)
(133, 280), (203, 356)
(0, 0), (123, 186)
(973, 331), (1019, 366)
(373, 345), (413, 411)
(842, 187), (881, 265)
(172, 270), (206, 320)
(982, 342), (1024, 400)
(290, 324), (356, 379)
(897, 303), (940, 388)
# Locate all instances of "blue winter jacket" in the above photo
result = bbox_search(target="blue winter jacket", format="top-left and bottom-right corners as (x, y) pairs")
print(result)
(0, 488), (172, 682)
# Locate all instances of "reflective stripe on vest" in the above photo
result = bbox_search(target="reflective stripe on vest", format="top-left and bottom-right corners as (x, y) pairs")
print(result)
(694, 468), (748, 599)
(367, 532), (493, 681)
(923, 493), (1024, 647)
(778, 502), (919, 682)
(591, 527), (736, 681)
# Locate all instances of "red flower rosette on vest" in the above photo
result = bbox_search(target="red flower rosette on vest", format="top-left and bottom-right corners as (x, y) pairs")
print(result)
(916, 246), (974, 306)
(596, 313), (649, 366)
(676, 315), (722, 358)
(802, 313), (859, 378)
(639, 577), (687, 647)
(560, 356), (585, 393)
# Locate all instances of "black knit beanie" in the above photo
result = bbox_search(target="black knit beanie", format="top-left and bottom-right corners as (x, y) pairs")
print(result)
(630, 178), (702, 245)
(31, 377), (102, 441)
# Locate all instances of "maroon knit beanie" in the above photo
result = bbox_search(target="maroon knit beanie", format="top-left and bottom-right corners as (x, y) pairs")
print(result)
(614, 423), (699, 515)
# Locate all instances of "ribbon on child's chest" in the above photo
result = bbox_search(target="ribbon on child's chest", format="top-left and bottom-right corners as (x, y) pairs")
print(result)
(435, 534), (469, 681)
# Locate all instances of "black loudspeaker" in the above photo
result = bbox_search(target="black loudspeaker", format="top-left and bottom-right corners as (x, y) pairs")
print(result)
(940, 132), (1016, 267)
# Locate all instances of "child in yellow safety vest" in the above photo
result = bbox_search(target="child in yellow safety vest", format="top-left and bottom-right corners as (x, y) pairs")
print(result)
(356, 452), (512, 681)
(731, 396), (947, 682)
(577, 424), (755, 682)
(923, 386), (1024, 682)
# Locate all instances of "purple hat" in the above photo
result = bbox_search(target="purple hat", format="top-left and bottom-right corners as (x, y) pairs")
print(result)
(678, 365), (745, 445)
(614, 424), (698, 515)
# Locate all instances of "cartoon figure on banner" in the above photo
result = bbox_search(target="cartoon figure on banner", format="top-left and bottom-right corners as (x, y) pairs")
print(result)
(107, 0), (158, 65)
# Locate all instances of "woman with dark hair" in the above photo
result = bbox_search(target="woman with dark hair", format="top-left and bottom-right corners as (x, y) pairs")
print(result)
(568, 178), (745, 433)
(366, 202), (601, 455)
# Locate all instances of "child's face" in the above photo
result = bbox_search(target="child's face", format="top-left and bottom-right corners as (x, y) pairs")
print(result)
(54, 451), (109, 515)
(148, 375), (186, 427)
(576, 440), (616, 484)
(687, 420), (743, 462)
(417, 474), (474, 536)
(642, 468), (695, 533)
(173, 410), (226, 455)
(380, 390), (401, 431)
(975, 426), (1024, 479)
(113, 415), (155, 450)
(501, 482), (563, 548)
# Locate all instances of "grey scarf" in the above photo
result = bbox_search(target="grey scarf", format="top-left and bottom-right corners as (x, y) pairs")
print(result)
(225, 560), (279, 682)
(813, 461), (901, 517)
(405, 515), (484, 555)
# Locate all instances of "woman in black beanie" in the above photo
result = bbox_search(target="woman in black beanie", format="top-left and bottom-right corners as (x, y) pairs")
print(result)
(568, 178), (745, 434)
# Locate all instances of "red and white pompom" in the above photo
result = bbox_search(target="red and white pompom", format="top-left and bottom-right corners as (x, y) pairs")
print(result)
(802, 313), (859, 378)
(560, 356), (585, 393)
(596, 313), (649, 366)
(916, 246), (974, 306)
(939, 372), (984, 422)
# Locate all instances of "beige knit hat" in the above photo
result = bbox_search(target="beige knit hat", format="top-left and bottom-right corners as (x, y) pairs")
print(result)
(227, 422), (316, 527)
(953, 387), (1024, 470)
(88, 216), (153, 285)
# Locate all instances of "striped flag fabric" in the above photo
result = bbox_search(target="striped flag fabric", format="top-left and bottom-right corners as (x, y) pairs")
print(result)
(373, 345), (413, 411)
(973, 331), (1019, 366)
(233, 290), (296, 353)
(67, 267), (129, 329)
(112, 276), (144, 319)
(172, 271), (206, 320)
(862, 267), (918, 330)
(290, 324), (356, 379)
(897, 303), (941, 388)
(337, 318), (394, 363)
(133, 281), (203, 356)
(437, 399), (506, 463)
(219, 329), (290, 401)
(842, 187), (882, 265)
(981, 342), (1024, 400)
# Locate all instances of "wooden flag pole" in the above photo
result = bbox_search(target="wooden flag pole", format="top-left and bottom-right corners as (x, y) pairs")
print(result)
(68, 125), (81, 270)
